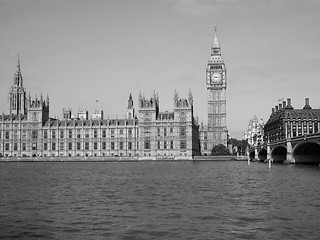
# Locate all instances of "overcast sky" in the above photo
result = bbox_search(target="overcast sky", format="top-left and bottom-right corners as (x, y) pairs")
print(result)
(1, 0), (320, 139)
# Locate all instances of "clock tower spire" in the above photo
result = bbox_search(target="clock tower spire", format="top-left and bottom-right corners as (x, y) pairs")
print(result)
(211, 27), (221, 56)
(205, 27), (228, 150)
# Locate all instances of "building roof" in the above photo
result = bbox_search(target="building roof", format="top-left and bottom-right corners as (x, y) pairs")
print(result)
(265, 108), (320, 127)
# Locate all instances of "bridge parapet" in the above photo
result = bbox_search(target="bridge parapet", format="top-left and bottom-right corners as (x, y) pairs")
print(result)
(267, 134), (320, 164)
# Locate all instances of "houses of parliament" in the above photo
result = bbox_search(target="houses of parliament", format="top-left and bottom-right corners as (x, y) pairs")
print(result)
(0, 30), (228, 159)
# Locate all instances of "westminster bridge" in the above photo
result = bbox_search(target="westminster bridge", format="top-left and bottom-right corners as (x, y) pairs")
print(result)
(250, 133), (320, 164)
(250, 98), (320, 164)
(266, 133), (320, 164)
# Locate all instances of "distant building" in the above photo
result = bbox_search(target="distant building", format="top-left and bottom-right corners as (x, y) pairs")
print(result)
(244, 116), (264, 147)
(264, 98), (320, 143)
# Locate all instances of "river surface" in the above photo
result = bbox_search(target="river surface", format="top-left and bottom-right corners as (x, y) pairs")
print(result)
(0, 161), (320, 239)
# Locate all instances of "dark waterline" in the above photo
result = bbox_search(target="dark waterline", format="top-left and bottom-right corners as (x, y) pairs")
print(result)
(1, 161), (320, 239)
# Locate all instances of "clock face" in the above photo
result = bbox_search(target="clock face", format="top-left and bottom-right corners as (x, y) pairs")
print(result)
(211, 72), (221, 82)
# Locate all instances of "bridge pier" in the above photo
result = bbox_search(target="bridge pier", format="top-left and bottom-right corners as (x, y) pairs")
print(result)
(285, 139), (294, 163)
(266, 144), (271, 161)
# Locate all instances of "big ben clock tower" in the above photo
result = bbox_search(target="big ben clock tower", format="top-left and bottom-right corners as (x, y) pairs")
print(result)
(206, 28), (227, 149)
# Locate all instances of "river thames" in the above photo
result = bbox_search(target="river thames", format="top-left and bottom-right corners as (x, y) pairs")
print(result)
(0, 161), (319, 239)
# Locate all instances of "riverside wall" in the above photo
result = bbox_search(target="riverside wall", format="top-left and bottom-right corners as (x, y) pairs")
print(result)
(1, 155), (248, 162)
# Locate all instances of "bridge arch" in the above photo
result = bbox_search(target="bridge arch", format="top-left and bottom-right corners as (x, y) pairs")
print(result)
(271, 146), (287, 163)
(258, 149), (267, 161)
(249, 150), (255, 160)
(293, 141), (320, 164)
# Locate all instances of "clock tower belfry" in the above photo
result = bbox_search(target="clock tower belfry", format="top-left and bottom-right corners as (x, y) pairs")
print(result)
(206, 28), (227, 149)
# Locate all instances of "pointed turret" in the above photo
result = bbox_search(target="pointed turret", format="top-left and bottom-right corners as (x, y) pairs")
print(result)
(174, 89), (179, 107)
(127, 93), (133, 109)
(211, 27), (221, 56)
(188, 89), (193, 106)
(17, 55), (21, 71)
(46, 94), (50, 107)
(126, 93), (135, 119)
(8, 55), (27, 115)
(14, 55), (23, 87)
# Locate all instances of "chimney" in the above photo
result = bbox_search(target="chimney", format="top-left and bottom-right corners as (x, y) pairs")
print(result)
(287, 98), (293, 109)
(272, 108), (275, 114)
(279, 103), (282, 110)
(275, 106), (279, 111)
(303, 98), (312, 109)
(282, 101), (286, 109)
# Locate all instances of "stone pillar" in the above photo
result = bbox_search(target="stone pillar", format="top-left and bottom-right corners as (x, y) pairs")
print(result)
(312, 121), (315, 134)
(285, 139), (294, 163)
(255, 148), (258, 160)
(267, 143), (271, 161)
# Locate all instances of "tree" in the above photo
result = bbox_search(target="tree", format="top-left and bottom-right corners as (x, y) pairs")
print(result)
(228, 138), (248, 155)
(211, 144), (230, 156)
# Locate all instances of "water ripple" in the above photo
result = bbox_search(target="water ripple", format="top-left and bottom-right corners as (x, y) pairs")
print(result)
(1, 161), (320, 239)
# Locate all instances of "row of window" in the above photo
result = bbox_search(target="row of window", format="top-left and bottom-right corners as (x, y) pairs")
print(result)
(157, 127), (174, 135)
(2, 141), (134, 151)
(0, 128), (137, 140)
(157, 141), (174, 149)
(0, 121), (137, 128)
(286, 122), (319, 137)
(209, 65), (223, 70)
(1, 140), (188, 151)
(0, 126), (189, 139)
(145, 140), (186, 149)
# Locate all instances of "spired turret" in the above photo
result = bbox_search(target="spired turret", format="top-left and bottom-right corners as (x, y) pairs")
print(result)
(211, 27), (221, 56)
(8, 55), (27, 115)
(126, 93), (135, 119)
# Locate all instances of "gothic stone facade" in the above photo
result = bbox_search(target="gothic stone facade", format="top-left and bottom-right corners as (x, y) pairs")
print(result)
(0, 58), (200, 159)
(244, 116), (264, 147)
(1, 30), (228, 158)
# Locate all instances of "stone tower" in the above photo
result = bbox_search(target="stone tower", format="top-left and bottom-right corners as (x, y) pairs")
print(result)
(27, 93), (50, 124)
(137, 91), (159, 155)
(126, 93), (135, 119)
(8, 55), (27, 115)
(206, 28), (227, 148)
